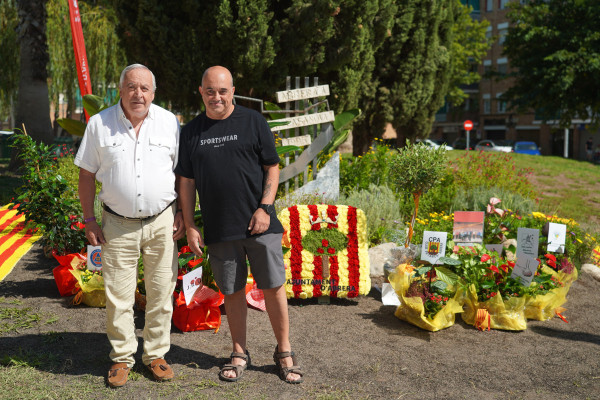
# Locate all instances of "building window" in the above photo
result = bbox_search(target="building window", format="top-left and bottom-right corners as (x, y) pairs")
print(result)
(485, 26), (492, 41)
(483, 94), (491, 114)
(464, 0), (480, 12)
(483, 60), (492, 78)
(498, 22), (509, 45)
(499, 0), (509, 9)
(497, 57), (508, 76)
(496, 93), (507, 113)
(486, 0), (493, 11)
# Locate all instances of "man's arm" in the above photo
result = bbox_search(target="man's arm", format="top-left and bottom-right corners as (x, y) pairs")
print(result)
(172, 174), (185, 240)
(248, 163), (279, 235)
(178, 175), (204, 256)
(79, 168), (105, 245)
(260, 163), (279, 205)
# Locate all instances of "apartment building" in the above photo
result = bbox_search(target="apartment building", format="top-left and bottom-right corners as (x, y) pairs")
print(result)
(432, 0), (590, 159)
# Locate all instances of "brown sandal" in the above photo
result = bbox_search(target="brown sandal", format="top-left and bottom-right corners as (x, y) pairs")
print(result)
(273, 345), (304, 384)
(219, 350), (250, 382)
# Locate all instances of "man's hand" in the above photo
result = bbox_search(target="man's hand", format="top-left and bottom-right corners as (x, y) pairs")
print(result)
(186, 225), (205, 257)
(85, 221), (106, 246)
(173, 211), (185, 240)
(248, 208), (270, 235)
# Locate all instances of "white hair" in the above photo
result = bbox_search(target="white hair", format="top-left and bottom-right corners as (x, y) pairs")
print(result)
(119, 64), (157, 92)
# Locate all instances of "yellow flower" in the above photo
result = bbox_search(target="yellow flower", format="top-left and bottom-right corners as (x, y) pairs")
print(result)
(531, 211), (546, 219)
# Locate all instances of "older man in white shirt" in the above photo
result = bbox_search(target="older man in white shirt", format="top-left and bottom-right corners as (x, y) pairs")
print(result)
(75, 63), (184, 388)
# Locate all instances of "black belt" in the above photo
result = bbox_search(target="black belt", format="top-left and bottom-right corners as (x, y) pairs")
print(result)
(102, 200), (175, 221)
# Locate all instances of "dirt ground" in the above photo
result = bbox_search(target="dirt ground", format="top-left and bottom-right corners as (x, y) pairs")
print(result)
(1, 244), (600, 400)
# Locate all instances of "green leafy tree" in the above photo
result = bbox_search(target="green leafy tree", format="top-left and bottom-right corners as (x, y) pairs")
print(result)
(269, 0), (337, 82)
(318, 0), (396, 114)
(352, 0), (489, 154)
(446, 1), (490, 106)
(390, 140), (447, 246)
(114, 0), (276, 114)
(388, 1), (458, 145)
(0, 0), (19, 126)
(46, 0), (126, 116)
(270, 1), (396, 155)
(503, 0), (600, 128)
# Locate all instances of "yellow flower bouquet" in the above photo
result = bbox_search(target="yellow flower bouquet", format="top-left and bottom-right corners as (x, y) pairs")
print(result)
(389, 263), (463, 332)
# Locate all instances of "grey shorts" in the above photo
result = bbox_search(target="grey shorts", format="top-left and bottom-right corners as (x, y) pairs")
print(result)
(207, 233), (285, 295)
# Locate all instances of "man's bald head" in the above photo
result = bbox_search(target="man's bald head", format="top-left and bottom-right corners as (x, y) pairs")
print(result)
(199, 66), (235, 120)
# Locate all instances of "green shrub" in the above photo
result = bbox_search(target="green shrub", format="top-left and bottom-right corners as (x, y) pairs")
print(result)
(56, 156), (79, 198)
(339, 139), (397, 195)
(451, 185), (536, 215)
(449, 151), (535, 199)
(339, 184), (406, 246)
(10, 133), (85, 255)
(410, 211), (455, 246)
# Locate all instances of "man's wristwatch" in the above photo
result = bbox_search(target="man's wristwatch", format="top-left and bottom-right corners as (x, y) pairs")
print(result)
(258, 204), (275, 215)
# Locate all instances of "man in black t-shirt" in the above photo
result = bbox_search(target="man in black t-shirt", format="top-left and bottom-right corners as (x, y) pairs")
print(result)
(176, 66), (303, 384)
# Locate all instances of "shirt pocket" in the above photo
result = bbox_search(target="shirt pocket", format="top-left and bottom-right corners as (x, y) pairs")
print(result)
(149, 135), (175, 159)
(99, 135), (125, 165)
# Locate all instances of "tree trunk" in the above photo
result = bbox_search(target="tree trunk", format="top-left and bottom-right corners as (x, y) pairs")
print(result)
(10, 0), (53, 170)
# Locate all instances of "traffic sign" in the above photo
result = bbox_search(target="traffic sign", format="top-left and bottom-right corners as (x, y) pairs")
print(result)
(463, 120), (473, 131)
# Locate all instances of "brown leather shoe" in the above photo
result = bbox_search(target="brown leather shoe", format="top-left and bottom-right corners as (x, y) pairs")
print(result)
(107, 362), (131, 388)
(146, 358), (174, 381)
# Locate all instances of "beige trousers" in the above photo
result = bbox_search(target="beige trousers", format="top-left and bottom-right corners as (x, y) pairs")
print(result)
(101, 204), (177, 367)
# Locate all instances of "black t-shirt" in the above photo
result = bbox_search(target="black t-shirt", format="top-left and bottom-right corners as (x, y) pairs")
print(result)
(175, 105), (283, 245)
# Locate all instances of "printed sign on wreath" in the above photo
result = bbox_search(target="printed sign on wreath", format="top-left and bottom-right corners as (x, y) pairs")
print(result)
(182, 267), (203, 306)
(547, 223), (566, 253)
(87, 245), (102, 271)
(453, 211), (484, 246)
(421, 231), (448, 265)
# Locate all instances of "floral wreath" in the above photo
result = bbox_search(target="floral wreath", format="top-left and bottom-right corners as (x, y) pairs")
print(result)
(279, 204), (371, 299)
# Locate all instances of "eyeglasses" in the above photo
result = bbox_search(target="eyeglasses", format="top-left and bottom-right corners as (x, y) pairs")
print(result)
(204, 88), (230, 97)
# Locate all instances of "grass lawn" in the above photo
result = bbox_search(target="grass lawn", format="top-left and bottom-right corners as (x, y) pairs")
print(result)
(448, 150), (600, 235)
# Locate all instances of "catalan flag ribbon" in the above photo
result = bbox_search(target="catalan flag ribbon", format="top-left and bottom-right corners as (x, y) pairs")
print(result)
(0, 205), (42, 282)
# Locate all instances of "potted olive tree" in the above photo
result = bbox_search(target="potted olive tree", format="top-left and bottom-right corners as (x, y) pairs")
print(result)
(390, 140), (447, 248)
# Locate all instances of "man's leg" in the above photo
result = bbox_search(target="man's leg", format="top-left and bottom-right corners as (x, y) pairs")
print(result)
(101, 213), (142, 368)
(209, 239), (251, 380)
(221, 288), (248, 379)
(263, 285), (301, 382)
(140, 206), (178, 367)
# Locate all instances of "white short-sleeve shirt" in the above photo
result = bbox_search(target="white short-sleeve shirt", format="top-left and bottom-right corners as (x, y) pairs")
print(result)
(75, 102), (180, 218)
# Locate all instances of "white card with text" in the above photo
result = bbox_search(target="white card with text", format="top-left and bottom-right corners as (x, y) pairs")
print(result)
(87, 245), (102, 271)
(420, 231), (447, 265)
(516, 228), (539, 258)
(547, 222), (566, 253)
(182, 267), (203, 306)
(511, 254), (540, 286)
